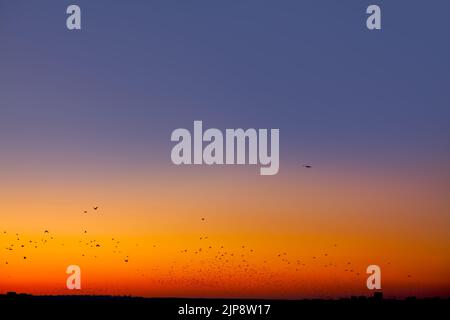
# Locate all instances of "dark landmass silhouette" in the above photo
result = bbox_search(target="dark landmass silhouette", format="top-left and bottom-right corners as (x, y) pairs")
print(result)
(1, 292), (448, 318)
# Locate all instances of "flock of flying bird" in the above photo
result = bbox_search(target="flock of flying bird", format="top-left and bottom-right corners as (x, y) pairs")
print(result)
(1, 205), (360, 276)
(2, 206), (107, 264)
(1, 165), (315, 269)
(1, 165), (414, 291)
(1, 215), (412, 291)
(1, 205), (390, 286)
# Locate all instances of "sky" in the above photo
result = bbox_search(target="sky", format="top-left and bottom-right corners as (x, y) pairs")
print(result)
(0, 0), (449, 298)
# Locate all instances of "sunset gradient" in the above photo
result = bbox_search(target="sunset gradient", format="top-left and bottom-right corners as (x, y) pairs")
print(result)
(1, 1), (449, 299)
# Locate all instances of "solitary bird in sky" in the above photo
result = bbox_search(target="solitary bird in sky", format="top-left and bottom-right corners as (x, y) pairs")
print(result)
(303, 165), (312, 168)
(93, 206), (99, 210)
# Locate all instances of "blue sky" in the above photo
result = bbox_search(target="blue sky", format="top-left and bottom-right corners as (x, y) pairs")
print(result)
(0, 0), (449, 172)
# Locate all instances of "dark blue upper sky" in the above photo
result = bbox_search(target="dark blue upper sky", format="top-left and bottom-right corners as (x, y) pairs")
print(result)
(0, 0), (449, 172)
